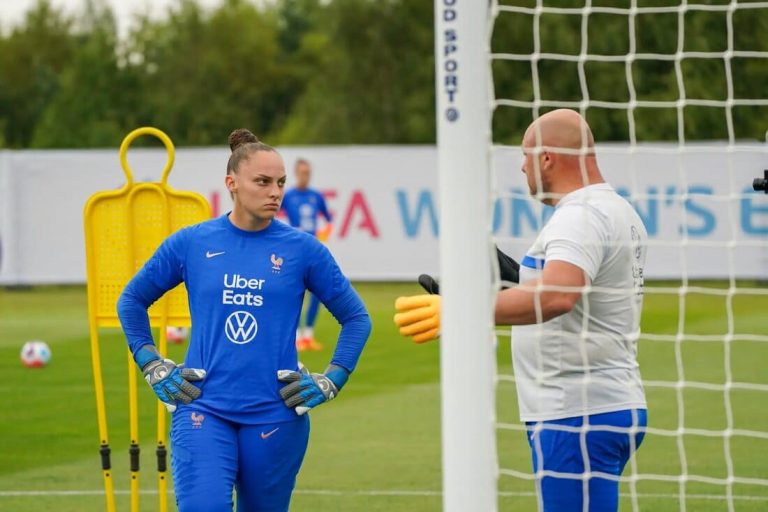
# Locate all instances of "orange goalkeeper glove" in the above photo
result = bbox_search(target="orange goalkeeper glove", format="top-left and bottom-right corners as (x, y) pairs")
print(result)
(316, 224), (333, 243)
(393, 294), (441, 343)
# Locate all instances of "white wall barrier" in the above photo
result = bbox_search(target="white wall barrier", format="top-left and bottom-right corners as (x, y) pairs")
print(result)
(0, 144), (765, 285)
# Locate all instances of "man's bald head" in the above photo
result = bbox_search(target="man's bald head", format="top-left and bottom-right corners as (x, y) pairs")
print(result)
(519, 109), (604, 205)
(523, 109), (595, 155)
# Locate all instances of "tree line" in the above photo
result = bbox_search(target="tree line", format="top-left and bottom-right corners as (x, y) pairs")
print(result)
(0, 0), (766, 149)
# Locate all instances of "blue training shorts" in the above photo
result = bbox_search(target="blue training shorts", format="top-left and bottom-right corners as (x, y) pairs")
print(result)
(170, 408), (310, 512)
(526, 408), (647, 512)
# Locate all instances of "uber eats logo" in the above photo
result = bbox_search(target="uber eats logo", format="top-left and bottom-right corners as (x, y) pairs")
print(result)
(222, 273), (265, 306)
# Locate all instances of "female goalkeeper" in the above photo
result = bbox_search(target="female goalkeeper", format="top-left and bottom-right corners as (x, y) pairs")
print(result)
(117, 129), (371, 512)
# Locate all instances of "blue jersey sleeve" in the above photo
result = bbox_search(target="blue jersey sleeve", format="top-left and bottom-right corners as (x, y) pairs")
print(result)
(304, 241), (370, 372)
(304, 241), (348, 303)
(117, 229), (189, 360)
(316, 191), (332, 223)
(324, 287), (371, 372)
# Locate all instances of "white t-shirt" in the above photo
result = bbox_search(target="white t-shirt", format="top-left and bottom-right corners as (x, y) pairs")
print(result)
(511, 183), (648, 422)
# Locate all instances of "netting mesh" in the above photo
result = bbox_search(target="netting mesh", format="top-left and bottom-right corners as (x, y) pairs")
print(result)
(489, 1), (768, 510)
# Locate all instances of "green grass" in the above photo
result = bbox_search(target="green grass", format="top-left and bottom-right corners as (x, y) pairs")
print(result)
(1, 282), (767, 511)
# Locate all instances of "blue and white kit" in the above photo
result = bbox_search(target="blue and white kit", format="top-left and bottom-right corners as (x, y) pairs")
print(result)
(512, 184), (648, 511)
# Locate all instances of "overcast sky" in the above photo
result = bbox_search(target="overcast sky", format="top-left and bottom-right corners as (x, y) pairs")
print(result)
(0, 0), (225, 36)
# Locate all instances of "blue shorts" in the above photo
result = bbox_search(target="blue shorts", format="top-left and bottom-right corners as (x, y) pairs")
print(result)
(170, 408), (310, 512)
(526, 409), (647, 512)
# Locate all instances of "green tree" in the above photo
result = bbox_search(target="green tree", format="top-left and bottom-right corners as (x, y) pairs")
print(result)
(31, 0), (139, 147)
(127, 0), (292, 146)
(2, 0), (766, 148)
(276, 0), (435, 144)
(0, 0), (76, 148)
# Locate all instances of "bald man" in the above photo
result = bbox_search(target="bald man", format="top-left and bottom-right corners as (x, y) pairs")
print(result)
(395, 109), (649, 512)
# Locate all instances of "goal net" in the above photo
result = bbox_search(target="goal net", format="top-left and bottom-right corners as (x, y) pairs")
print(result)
(436, 1), (768, 511)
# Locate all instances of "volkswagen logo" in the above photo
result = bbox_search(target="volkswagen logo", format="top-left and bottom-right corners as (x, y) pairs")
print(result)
(225, 311), (258, 344)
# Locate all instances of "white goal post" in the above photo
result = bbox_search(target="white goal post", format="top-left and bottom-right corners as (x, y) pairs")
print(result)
(435, 1), (498, 511)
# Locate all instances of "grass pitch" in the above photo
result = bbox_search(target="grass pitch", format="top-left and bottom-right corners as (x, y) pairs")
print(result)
(0, 282), (766, 511)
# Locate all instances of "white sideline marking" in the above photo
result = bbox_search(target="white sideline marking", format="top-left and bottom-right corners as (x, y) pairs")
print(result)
(0, 489), (767, 502)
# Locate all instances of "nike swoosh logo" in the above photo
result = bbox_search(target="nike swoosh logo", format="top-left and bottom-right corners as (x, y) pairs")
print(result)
(260, 427), (279, 439)
(206, 251), (225, 258)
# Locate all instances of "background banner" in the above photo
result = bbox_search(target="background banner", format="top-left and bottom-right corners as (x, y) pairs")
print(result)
(0, 144), (765, 284)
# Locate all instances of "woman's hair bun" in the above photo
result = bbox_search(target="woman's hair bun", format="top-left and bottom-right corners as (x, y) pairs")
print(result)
(228, 128), (259, 152)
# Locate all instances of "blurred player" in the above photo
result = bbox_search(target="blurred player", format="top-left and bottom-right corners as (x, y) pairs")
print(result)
(280, 158), (333, 352)
(395, 109), (648, 512)
(117, 129), (371, 512)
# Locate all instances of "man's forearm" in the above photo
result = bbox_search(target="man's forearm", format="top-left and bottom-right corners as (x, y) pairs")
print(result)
(495, 280), (580, 325)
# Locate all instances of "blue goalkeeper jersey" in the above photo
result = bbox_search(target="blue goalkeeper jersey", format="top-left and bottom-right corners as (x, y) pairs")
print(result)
(280, 188), (331, 235)
(118, 214), (370, 424)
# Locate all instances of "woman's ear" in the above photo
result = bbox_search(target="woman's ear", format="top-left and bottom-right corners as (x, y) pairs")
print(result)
(225, 174), (236, 193)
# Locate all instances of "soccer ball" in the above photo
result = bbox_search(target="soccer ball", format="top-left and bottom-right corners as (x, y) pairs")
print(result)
(20, 340), (52, 368)
(166, 326), (189, 344)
